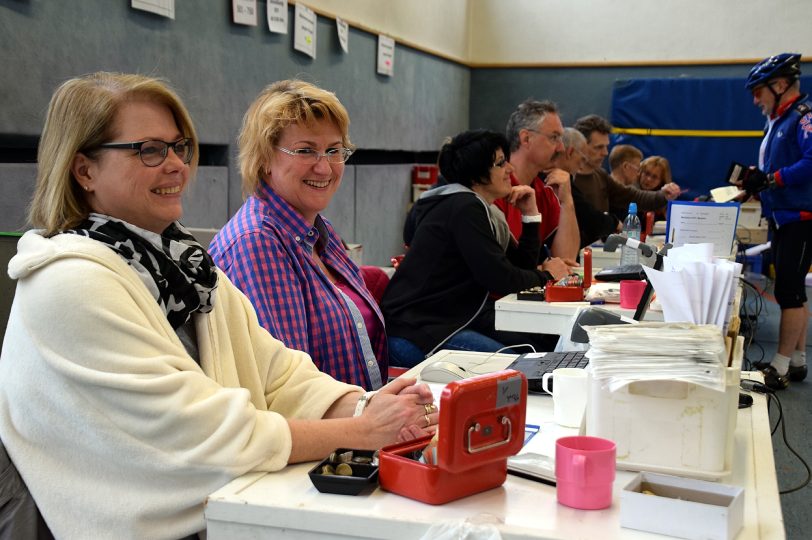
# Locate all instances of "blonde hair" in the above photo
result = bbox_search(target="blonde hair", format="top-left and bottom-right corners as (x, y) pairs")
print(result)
(238, 80), (351, 198)
(29, 72), (199, 236)
(639, 155), (672, 189)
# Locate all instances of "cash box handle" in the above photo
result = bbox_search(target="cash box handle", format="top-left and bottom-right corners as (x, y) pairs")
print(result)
(467, 416), (512, 454)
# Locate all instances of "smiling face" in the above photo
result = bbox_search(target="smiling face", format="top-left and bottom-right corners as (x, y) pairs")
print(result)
(75, 100), (189, 234)
(471, 148), (513, 205)
(263, 120), (345, 224)
(486, 149), (514, 200)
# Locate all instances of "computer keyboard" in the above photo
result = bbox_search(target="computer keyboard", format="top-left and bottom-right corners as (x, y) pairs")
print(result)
(507, 351), (589, 393)
(594, 263), (645, 282)
(538, 351), (589, 374)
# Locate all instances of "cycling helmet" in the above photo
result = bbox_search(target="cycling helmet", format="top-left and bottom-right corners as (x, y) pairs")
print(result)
(745, 53), (801, 90)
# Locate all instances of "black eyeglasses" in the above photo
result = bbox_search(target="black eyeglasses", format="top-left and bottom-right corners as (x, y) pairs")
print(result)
(98, 138), (194, 167)
(493, 157), (508, 168)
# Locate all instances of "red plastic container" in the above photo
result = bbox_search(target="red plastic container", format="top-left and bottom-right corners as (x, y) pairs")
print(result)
(545, 247), (592, 302)
(378, 370), (527, 504)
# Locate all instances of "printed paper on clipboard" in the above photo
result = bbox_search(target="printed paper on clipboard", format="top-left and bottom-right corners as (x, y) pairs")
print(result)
(665, 200), (740, 258)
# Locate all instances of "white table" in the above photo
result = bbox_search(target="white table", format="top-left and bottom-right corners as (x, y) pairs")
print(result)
(205, 356), (783, 539)
(494, 294), (664, 336)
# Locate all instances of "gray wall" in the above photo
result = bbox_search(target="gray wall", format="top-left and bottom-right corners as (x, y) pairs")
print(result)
(1, 2), (793, 265)
(0, 0), (469, 265)
(469, 64), (754, 131)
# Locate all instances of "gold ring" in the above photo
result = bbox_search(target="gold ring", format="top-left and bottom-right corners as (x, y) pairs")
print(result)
(424, 404), (433, 415)
(424, 414), (430, 427)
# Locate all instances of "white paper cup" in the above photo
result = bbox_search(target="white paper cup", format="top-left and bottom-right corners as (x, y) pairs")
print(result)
(542, 368), (588, 428)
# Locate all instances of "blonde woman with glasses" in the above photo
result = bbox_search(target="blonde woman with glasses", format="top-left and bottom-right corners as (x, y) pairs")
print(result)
(0, 72), (434, 540)
(210, 80), (391, 391)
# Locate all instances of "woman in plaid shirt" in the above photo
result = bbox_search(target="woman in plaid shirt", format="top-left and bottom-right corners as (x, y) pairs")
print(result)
(210, 80), (386, 390)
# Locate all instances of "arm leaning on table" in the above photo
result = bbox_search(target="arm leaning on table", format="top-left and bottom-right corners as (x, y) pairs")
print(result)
(544, 169), (581, 261)
(210, 269), (437, 464)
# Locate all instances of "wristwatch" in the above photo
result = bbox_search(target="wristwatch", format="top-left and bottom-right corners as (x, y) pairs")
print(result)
(353, 391), (376, 417)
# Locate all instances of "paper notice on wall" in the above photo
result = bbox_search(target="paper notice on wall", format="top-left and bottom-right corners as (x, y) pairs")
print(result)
(336, 17), (349, 53)
(294, 3), (317, 59)
(232, 0), (258, 26)
(267, 0), (287, 33)
(131, 0), (175, 19)
(377, 34), (395, 76)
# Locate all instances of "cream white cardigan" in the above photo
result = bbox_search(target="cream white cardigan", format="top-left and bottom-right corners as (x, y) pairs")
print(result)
(0, 231), (358, 539)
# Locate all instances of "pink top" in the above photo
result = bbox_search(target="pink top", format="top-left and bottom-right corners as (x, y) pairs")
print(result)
(334, 280), (384, 350)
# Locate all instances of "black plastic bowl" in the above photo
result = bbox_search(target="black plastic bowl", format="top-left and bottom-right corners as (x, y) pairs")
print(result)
(307, 449), (379, 495)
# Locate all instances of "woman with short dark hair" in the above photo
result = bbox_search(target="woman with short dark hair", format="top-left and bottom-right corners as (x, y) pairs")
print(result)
(381, 129), (568, 367)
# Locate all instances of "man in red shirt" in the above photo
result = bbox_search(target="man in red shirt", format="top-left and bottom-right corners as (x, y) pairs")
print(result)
(495, 99), (580, 262)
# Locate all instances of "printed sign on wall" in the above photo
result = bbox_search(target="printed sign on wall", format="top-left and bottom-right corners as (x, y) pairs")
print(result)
(131, 0), (175, 20)
(267, 0), (288, 34)
(336, 17), (349, 53)
(377, 34), (395, 77)
(232, 0), (258, 26)
(294, 3), (316, 59)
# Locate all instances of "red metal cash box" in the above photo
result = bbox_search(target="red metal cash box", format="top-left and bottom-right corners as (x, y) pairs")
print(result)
(545, 247), (592, 302)
(378, 370), (527, 504)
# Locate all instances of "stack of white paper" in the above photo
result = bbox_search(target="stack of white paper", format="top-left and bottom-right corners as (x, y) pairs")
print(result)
(585, 322), (728, 392)
(642, 243), (742, 332)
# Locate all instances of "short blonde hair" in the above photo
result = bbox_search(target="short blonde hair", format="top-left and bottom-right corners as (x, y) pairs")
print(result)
(29, 72), (199, 236)
(639, 155), (672, 188)
(238, 80), (351, 198)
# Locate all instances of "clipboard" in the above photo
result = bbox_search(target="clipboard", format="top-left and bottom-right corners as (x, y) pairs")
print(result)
(666, 201), (740, 257)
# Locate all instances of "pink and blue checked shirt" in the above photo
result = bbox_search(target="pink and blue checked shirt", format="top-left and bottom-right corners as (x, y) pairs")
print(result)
(209, 183), (387, 389)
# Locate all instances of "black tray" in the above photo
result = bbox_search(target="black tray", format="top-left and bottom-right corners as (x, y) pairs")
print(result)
(308, 448), (379, 495)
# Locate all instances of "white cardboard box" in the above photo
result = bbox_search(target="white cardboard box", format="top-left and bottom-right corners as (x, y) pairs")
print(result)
(621, 472), (744, 540)
(586, 337), (742, 480)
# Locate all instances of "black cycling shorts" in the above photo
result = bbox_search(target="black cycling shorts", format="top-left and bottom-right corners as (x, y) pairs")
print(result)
(772, 220), (812, 309)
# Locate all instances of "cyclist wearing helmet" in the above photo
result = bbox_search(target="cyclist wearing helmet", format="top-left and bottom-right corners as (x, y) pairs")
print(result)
(741, 52), (812, 390)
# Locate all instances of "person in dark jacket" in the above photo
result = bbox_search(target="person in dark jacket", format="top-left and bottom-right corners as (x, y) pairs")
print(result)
(381, 130), (569, 367)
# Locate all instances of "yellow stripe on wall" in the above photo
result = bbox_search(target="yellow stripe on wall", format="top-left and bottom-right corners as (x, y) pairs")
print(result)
(613, 127), (763, 138)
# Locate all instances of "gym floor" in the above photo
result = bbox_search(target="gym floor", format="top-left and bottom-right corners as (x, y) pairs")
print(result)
(740, 273), (811, 539)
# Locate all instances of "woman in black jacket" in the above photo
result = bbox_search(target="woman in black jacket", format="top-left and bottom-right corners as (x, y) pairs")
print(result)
(381, 130), (569, 367)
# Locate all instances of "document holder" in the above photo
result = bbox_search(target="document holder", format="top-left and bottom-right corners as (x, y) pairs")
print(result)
(379, 370), (527, 504)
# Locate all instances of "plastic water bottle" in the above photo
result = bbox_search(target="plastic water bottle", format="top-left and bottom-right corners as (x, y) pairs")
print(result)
(620, 202), (641, 266)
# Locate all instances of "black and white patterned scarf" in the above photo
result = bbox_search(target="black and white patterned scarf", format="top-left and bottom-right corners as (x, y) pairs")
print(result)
(67, 214), (218, 329)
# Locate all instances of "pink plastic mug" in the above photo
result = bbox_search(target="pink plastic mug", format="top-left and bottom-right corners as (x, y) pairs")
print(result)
(555, 435), (616, 510)
(619, 280), (647, 310)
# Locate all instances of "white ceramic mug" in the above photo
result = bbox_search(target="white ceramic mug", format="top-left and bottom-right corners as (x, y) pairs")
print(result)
(541, 368), (588, 428)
